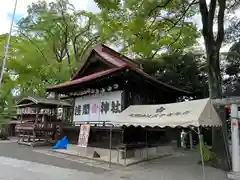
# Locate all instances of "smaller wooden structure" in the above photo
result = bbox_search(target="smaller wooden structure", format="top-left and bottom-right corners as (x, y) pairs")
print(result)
(15, 96), (71, 146)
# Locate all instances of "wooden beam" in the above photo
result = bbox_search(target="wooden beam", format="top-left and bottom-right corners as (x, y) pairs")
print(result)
(212, 97), (240, 105)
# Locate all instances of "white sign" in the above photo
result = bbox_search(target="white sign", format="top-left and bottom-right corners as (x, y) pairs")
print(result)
(78, 124), (90, 148)
(73, 91), (123, 123)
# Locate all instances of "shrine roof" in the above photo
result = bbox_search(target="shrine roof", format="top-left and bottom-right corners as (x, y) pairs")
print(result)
(46, 44), (190, 95)
(16, 96), (71, 108)
(71, 44), (140, 80)
(46, 67), (124, 91)
(46, 65), (190, 94)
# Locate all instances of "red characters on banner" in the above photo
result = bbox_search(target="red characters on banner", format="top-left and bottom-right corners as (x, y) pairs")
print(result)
(232, 122), (238, 127)
(91, 104), (98, 114)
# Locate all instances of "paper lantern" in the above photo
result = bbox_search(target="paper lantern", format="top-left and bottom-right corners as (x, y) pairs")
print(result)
(113, 84), (119, 89)
(107, 86), (112, 91)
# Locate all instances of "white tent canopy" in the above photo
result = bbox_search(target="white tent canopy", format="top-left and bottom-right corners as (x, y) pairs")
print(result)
(110, 98), (222, 127)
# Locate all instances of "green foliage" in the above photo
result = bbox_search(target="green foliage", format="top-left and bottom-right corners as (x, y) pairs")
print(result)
(196, 140), (212, 161)
(0, 0), (204, 125)
(0, 34), (70, 124)
(95, 0), (199, 58)
(223, 41), (240, 96)
(18, 0), (102, 76)
(138, 52), (208, 98)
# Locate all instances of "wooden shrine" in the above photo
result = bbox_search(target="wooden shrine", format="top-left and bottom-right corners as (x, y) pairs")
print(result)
(45, 44), (190, 155)
(15, 96), (71, 146)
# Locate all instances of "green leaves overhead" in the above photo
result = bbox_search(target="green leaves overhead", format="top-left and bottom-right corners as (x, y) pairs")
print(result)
(0, 34), (70, 97)
(18, 0), (101, 77)
(96, 0), (199, 58)
(0, 0), (201, 120)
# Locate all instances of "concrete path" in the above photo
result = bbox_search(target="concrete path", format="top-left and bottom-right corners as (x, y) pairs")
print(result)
(0, 141), (231, 180)
(0, 141), (106, 173)
(115, 151), (230, 180)
(0, 156), (112, 180)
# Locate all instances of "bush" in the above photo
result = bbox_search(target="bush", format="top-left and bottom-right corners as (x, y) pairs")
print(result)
(196, 141), (212, 161)
(0, 124), (8, 140)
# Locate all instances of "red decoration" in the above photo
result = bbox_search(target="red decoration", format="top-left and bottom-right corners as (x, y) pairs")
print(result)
(91, 104), (98, 114)
(232, 122), (238, 127)
(227, 104), (231, 113)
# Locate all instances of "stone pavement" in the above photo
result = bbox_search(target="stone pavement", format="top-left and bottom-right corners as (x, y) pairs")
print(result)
(0, 156), (111, 180)
(0, 141), (106, 173)
(0, 141), (231, 180)
(111, 151), (230, 180)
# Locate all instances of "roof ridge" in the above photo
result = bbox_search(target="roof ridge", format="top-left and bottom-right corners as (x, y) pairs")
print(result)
(99, 44), (140, 67)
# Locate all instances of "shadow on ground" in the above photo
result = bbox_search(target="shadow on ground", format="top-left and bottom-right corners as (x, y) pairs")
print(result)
(0, 142), (106, 174)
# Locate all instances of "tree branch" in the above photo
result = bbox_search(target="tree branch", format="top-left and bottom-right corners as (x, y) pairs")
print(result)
(151, 20), (184, 58)
(227, 0), (237, 10)
(19, 31), (50, 65)
(207, 0), (217, 42)
(78, 35), (100, 60)
(216, 0), (226, 51)
(148, 0), (173, 16)
(166, 0), (197, 33)
(72, 17), (92, 62)
(199, 0), (210, 50)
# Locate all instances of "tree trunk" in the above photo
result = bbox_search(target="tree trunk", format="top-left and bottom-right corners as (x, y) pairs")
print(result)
(207, 46), (231, 170)
(207, 47), (222, 99)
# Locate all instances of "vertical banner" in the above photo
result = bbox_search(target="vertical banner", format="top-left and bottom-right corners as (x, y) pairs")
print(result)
(77, 124), (90, 148)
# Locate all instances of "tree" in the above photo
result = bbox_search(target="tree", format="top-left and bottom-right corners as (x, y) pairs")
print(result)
(94, 0), (240, 169)
(18, 0), (101, 78)
(198, 0), (240, 169)
(0, 33), (70, 96)
(223, 41), (240, 96)
(138, 52), (208, 98)
(95, 0), (199, 58)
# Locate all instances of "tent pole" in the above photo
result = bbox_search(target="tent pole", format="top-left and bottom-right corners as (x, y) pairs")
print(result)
(109, 125), (112, 168)
(189, 130), (193, 149)
(146, 129), (148, 160)
(198, 126), (206, 180)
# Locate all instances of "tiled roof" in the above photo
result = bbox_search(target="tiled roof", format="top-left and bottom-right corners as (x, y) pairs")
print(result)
(16, 96), (71, 107)
(46, 67), (125, 91)
(71, 44), (139, 80)
(47, 44), (190, 94)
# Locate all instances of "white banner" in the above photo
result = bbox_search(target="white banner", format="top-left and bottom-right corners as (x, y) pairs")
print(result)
(73, 91), (123, 123)
(77, 124), (90, 148)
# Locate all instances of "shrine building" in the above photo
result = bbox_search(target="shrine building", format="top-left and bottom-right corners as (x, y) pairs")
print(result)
(46, 44), (190, 162)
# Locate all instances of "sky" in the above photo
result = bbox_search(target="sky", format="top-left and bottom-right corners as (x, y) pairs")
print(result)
(0, 0), (99, 34)
(0, 0), (237, 52)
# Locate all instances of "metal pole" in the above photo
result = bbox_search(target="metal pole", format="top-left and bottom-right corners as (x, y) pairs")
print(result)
(231, 104), (240, 172)
(146, 129), (148, 160)
(109, 125), (112, 168)
(189, 130), (193, 149)
(228, 103), (240, 179)
(0, 0), (18, 88)
(198, 127), (206, 180)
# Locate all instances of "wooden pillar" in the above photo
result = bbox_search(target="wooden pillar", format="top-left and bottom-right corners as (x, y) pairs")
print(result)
(33, 107), (39, 146)
(18, 109), (23, 143)
(176, 128), (181, 148)
(43, 111), (48, 143)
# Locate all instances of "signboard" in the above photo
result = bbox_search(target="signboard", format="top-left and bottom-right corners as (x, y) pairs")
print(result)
(73, 91), (123, 123)
(129, 106), (190, 118)
(77, 124), (90, 148)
